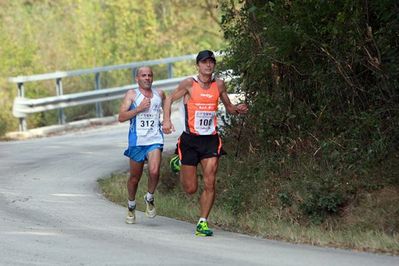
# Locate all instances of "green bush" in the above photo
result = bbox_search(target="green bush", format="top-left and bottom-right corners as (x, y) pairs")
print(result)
(218, 0), (398, 224)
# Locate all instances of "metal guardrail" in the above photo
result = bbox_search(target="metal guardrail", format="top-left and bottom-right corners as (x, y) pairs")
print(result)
(9, 54), (200, 131)
(8, 54), (201, 83)
(12, 76), (188, 117)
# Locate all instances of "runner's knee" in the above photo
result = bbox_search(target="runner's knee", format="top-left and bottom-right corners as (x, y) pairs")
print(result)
(184, 185), (197, 195)
(182, 179), (197, 194)
(128, 175), (140, 185)
(203, 181), (215, 193)
(148, 167), (160, 178)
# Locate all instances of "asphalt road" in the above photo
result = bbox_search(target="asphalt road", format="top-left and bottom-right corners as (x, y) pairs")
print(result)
(0, 123), (398, 266)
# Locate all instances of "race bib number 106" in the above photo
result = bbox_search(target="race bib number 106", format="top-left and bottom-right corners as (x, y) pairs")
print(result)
(194, 111), (215, 135)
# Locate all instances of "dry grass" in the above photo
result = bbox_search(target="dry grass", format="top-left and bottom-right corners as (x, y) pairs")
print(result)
(98, 156), (399, 255)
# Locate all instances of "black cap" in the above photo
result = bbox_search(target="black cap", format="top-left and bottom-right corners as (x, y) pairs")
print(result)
(196, 50), (216, 64)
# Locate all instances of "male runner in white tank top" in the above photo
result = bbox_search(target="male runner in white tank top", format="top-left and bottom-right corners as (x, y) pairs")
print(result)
(118, 66), (166, 224)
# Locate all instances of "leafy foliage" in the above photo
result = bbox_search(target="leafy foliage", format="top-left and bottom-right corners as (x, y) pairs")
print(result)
(219, 0), (399, 225)
(0, 0), (224, 134)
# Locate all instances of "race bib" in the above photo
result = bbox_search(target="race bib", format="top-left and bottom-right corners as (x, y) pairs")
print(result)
(136, 113), (157, 136)
(194, 111), (215, 135)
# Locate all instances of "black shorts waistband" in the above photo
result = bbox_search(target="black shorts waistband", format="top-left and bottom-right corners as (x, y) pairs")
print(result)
(182, 131), (218, 137)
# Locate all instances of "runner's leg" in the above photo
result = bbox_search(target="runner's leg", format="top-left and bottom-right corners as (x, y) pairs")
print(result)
(199, 157), (218, 218)
(180, 165), (198, 195)
(146, 148), (162, 193)
(127, 160), (144, 200)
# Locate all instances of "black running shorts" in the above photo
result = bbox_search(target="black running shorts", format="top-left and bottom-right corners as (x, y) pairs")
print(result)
(176, 132), (226, 166)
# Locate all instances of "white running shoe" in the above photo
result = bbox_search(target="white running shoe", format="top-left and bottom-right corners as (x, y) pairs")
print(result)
(125, 207), (136, 224)
(144, 195), (156, 218)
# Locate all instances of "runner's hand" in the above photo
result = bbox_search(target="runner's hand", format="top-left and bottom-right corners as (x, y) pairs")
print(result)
(138, 97), (151, 112)
(236, 103), (248, 114)
(162, 120), (175, 134)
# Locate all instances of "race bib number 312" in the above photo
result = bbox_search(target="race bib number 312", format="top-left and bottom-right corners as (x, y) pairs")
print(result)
(136, 113), (157, 135)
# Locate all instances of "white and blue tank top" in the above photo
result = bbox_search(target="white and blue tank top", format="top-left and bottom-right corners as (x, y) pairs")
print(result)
(127, 88), (163, 146)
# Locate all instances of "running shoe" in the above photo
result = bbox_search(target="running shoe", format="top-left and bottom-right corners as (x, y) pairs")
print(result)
(144, 195), (156, 218)
(169, 155), (181, 173)
(195, 221), (213, 236)
(125, 207), (136, 224)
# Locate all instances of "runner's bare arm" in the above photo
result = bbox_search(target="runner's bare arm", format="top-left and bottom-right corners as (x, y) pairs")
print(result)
(158, 89), (167, 123)
(162, 78), (191, 134)
(158, 89), (166, 107)
(217, 80), (248, 115)
(118, 89), (149, 122)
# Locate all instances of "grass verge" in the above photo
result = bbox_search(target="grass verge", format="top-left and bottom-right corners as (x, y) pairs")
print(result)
(98, 153), (399, 255)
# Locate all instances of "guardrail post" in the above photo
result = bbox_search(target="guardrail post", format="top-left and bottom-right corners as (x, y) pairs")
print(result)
(167, 63), (173, 78)
(17, 82), (27, 131)
(95, 73), (103, 118)
(17, 82), (25, 97)
(56, 78), (65, 124)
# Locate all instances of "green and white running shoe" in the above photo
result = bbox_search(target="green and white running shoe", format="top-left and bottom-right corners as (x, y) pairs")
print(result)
(195, 221), (213, 236)
(144, 195), (156, 218)
(125, 207), (136, 224)
(169, 155), (181, 173)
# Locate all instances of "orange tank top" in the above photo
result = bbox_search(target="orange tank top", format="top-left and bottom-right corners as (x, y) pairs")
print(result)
(184, 78), (219, 135)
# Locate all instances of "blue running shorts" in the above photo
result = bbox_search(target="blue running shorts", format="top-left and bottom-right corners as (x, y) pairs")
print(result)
(124, 144), (163, 162)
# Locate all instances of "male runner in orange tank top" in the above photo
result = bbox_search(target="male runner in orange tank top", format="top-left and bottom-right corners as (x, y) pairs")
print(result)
(162, 50), (248, 236)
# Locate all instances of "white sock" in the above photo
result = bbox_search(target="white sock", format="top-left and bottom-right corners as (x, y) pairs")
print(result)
(198, 217), (207, 224)
(146, 192), (154, 201)
(128, 199), (136, 209)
